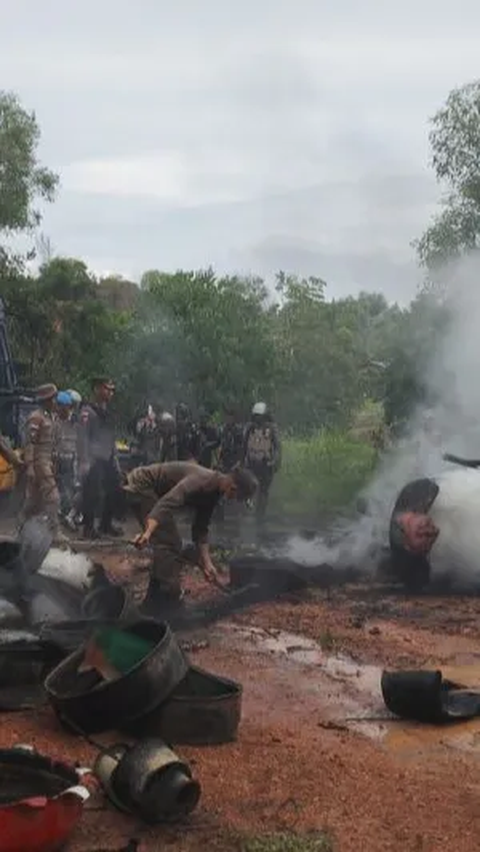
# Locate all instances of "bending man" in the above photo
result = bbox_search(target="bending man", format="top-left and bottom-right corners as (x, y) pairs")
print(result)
(124, 461), (257, 609)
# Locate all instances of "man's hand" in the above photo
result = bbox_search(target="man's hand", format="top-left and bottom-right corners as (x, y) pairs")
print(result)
(133, 530), (151, 549)
(201, 559), (221, 584)
(132, 517), (158, 549)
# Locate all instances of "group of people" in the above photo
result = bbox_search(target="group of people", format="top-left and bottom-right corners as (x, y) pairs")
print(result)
(17, 377), (121, 543)
(5, 377), (281, 552)
(132, 400), (282, 523)
(2, 380), (282, 608)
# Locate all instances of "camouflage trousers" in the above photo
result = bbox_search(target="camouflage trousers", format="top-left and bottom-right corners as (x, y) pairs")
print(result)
(22, 474), (60, 534)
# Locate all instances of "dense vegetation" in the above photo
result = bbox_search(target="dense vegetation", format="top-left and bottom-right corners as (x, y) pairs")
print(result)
(0, 78), (477, 514)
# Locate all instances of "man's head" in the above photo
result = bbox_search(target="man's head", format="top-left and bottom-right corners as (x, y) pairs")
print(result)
(395, 511), (439, 555)
(56, 390), (73, 420)
(252, 401), (268, 423)
(160, 411), (175, 434)
(219, 466), (258, 502)
(176, 402), (190, 422)
(67, 389), (82, 407)
(92, 377), (115, 405)
(35, 383), (58, 411)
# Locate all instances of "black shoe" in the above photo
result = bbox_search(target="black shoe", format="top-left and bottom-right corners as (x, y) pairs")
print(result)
(141, 581), (184, 618)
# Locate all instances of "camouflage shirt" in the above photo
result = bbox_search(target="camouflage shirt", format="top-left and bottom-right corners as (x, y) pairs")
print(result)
(24, 408), (55, 478)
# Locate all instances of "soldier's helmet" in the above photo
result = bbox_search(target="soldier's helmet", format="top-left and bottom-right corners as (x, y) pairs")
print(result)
(252, 401), (267, 416)
(67, 389), (82, 405)
(57, 391), (73, 407)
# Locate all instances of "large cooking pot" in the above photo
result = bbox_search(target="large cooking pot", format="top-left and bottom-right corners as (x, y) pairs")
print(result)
(0, 745), (91, 852)
(44, 620), (188, 734)
(124, 665), (242, 745)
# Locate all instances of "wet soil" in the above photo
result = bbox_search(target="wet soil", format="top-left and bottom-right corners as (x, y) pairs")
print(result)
(4, 548), (480, 849)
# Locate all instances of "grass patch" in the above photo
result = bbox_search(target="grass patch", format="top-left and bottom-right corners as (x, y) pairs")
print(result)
(240, 832), (333, 852)
(270, 430), (377, 520)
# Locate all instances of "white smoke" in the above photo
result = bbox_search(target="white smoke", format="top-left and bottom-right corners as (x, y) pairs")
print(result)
(287, 252), (480, 579)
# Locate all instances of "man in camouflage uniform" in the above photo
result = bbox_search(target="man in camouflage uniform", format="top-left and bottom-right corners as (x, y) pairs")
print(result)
(53, 391), (78, 524)
(22, 383), (65, 540)
(243, 402), (281, 527)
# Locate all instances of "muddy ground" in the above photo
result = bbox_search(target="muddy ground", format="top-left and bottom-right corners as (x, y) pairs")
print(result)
(3, 563), (480, 852)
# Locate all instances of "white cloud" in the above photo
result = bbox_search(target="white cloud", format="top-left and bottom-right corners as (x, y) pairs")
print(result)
(2, 0), (480, 298)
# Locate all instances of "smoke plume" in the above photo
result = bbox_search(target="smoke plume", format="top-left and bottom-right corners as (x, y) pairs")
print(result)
(287, 252), (480, 582)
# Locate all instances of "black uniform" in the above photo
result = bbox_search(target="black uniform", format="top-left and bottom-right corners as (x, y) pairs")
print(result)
(198, 422), (220, 468)
(218, 422), (244, 472)
(78, 402), (120, 535)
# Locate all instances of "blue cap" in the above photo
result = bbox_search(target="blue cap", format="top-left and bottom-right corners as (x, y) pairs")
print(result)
(56, 391), (73, 406)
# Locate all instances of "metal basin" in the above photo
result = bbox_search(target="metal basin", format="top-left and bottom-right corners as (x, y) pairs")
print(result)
(0, 745), (90, 852)
(124, 665), (242, 745)
(44, 620), (188, 734)
(0, 633), (63, 710)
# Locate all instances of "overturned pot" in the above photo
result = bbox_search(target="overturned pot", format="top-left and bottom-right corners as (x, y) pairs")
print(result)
(94, 738), (200, 823)
(0, 744), (91, 852)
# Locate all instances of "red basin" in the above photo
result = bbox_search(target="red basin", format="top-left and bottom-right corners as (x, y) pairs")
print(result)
(0, 746), (91, 852)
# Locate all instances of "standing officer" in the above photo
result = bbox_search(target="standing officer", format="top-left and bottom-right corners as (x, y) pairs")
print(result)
(22, 383), (65, 541)
(243, 402), (281, 527)
(78, 377), (122, 539)
(53, 391), (78, 525)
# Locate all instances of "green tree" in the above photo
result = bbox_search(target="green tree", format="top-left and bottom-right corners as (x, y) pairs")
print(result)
(417, 81), (480, 268)
(0, 91), (58, 243)
(138, 268), (278, 414)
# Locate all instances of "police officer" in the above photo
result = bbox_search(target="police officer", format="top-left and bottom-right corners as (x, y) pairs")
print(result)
(158, 412), (177, 462)
(53, 391), (78, 525)
(78, 377), (122, 539)
(243, 402), (281, 526)
(197, 407), (220, 469)
(218, 407), (244, 473)
(175, 403), (200, 461)
(22, 383), (66, 541)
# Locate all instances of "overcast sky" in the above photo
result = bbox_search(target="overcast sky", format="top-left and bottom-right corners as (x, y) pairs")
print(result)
(2, 1), (480, 302)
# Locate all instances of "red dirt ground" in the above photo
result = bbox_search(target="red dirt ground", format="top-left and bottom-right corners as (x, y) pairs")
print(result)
(3, 577), (480, 851)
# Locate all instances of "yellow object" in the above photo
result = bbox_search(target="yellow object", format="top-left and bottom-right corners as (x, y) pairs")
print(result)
(0, 451), (19, 492)
(116, 440), (129, 451)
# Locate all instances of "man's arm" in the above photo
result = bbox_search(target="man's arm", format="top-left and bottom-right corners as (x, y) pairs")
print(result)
(242, 424), (251, 464)
(134, 472), (206, 546)
(77, 407), (92, 472)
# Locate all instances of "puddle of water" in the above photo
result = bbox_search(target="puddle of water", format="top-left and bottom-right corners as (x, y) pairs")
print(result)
(213, 623), (480, 759)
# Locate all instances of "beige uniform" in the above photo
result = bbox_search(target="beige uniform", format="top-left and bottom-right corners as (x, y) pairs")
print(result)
(22, 408), (60, 531)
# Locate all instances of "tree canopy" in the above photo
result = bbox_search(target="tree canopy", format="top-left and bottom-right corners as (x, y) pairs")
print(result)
(0, 91), (58, 274)
(417, 81), (480, 269)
